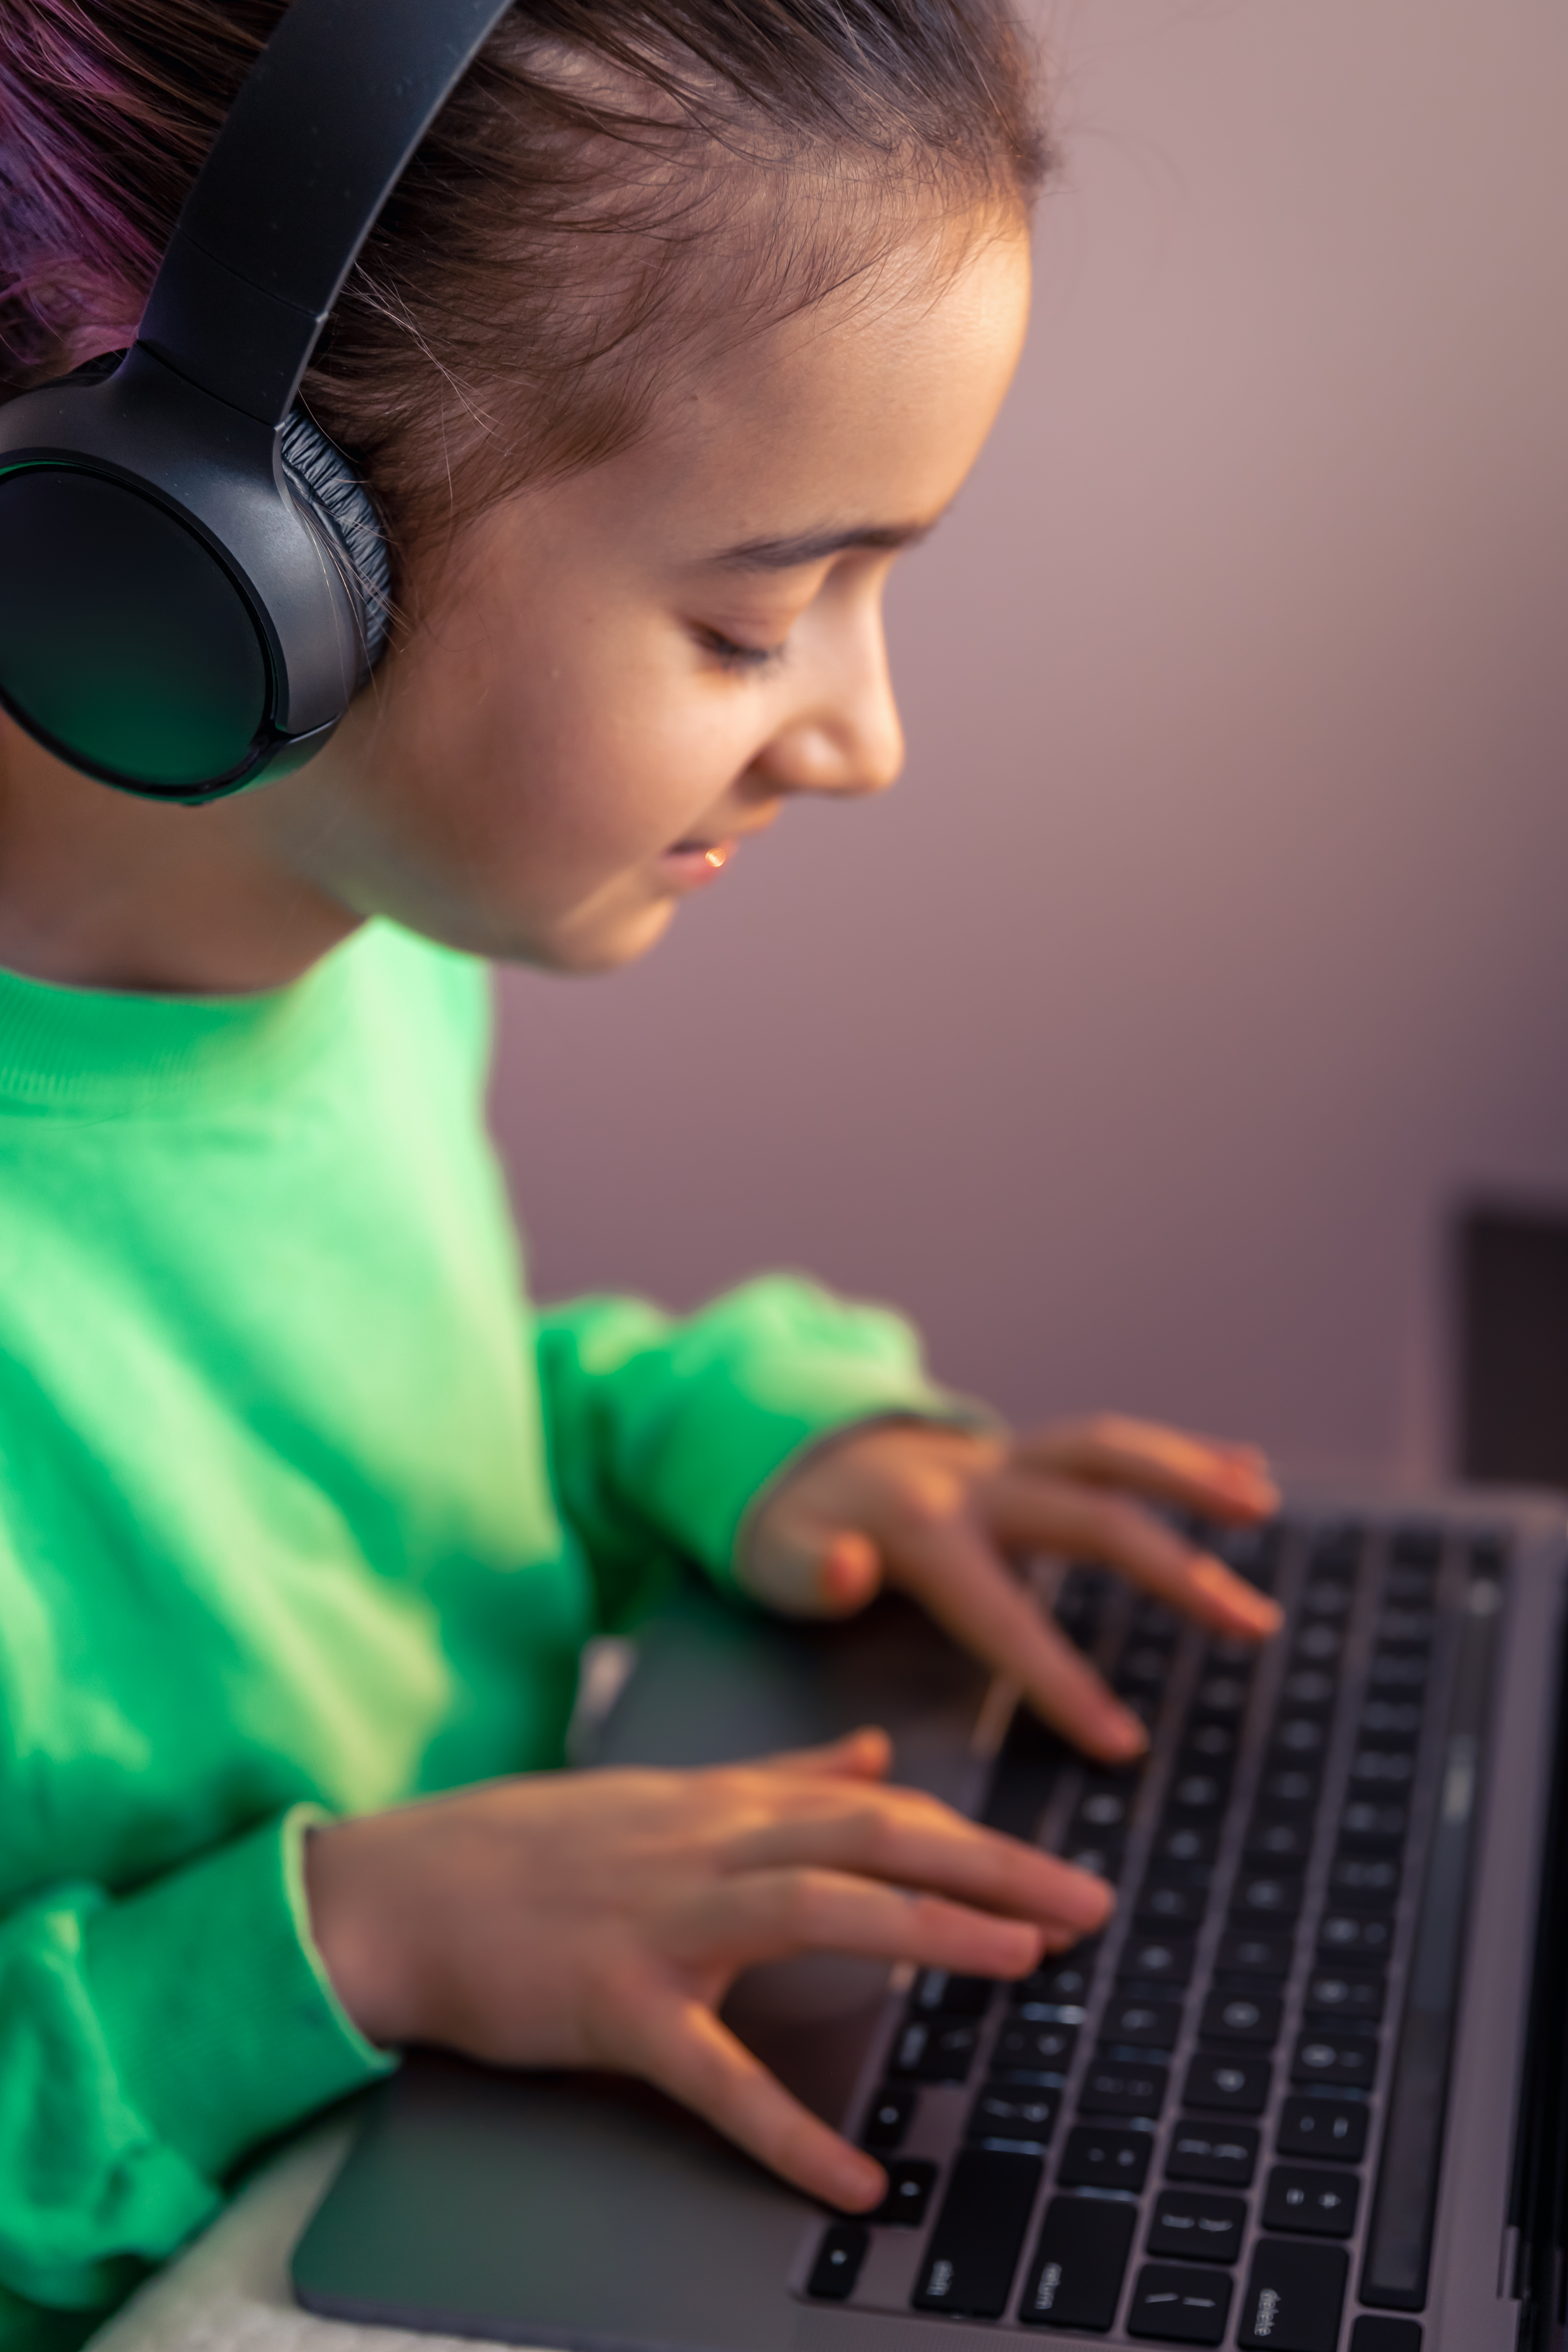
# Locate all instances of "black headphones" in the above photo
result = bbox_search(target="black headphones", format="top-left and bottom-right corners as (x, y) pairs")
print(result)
(0, 0), (516, 804)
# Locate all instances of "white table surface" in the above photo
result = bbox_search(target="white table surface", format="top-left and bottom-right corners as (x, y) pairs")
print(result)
(86, 2120), (532, 2352)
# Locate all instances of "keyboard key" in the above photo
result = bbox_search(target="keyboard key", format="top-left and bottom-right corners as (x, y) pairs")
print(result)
(1303, 1969), (1386, 2023)
(913, 1970), (995, 2016)
(1338, 1798), (1409, 1847)
(1280, 1666), (1336, 1708)
(1118, 1935), (1197, 1988)
(1102, 1994), (1182, 2049)
(1191, 1682), (1251, 1730)
(1149, 1821), (1219, 1869)
(1311, 1525), (1363, 1577)
(1218, 1928), (1293, 1977)
(1271, 1716), (1330, 1760)
(1133, 1594), (1184, 1641)
(1147, 2188), (1246, 2263)
(1166, 2120), (1259, 2186)
(1118, 1645), (1174, 1694)
(1358, 1700), (1423, 1744)
(966, 2084), (1059, 2148)
(1292, 2027), (1378, 2089)
(1294, 1622), (1343, 1664)
(1377, 1608), (1435, 1645)
(1126, 2262), (1232, 2343)
(1060, 1835), (1126, 1881)
(808, 2224), (868, 2299)
(1300, 1578), (1352, 1618)
(912, 2148), (1042, 2317)
(1276, 2095), (1369, 2161)
(1057, 2121), (1153, 2191)
(1136, 1879), (1207, 1929)
(1327, 1853), (1401, 1910)
(1073, 1781), (1136, 1834)
(1231, 1872), (1305, 1922)
(1020, 2194), (1135, 2331)
(1182, 1722), (1240, 1764)
(1013, 1953), (1098, 2007)
(1262, 2164), (1360, 2238)
(1199, 1989), (1282, 2046)
(870, 2158), (938, 2228)
(1245, 1816), (1312, 1866)
(1390, 1524), (1441, 1570)
(1257, 1763), (1322, 1812)
(1318, 1911), (1395, 1962)
(1165, 1767), (1231, 1817)
(1184, 2052), (1271, 2113)
(892, 2016), (982, 2081)
(1348, 2320), (1424, 2352)
(1349, 1746), (1416, 1788)
(1236, 2238), (1348, 2350)
(861, 2084), (915, 2150)
(1079, 2055), (1169, 2117)
(1367, 1650), (1429, 1691)
(994, 2021), (1078, 2076)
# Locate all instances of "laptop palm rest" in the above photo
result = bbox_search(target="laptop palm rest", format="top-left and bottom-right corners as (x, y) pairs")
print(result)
(293, 1588), (994, 2346)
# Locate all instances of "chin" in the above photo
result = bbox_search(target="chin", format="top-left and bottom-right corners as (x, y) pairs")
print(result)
(513, 897), (678, 977)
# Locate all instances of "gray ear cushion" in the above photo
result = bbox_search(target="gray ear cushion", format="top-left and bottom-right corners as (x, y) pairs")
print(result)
(279, 407), (392, 676)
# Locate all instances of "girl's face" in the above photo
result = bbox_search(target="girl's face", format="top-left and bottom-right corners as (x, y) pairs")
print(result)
(250, 220), (1032, 974)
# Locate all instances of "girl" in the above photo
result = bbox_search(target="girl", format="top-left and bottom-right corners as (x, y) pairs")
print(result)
(0, 2), (1280, 2339)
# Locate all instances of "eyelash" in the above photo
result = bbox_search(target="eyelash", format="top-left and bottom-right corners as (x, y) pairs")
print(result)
(696, 626), (785, 675)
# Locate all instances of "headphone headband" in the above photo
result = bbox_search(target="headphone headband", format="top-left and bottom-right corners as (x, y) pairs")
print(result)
(141, 0), (518, 426)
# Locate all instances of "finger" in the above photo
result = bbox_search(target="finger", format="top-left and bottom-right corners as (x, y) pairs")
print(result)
(720, 1814), (1113, 1946)
(984, 1471), (1282, 1641)
(1017, 1414), (1279, 1521)
(681, 1866), (1076, 1977)
(748, 1727), (894, 1782)
(746, 1513), (885, 1619)
(636, 1998), (887, 2209)
(882, 1516), (1153, 1759)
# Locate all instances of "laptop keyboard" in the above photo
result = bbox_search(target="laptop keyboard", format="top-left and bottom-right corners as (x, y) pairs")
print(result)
(799, 1514), (1507, 2348)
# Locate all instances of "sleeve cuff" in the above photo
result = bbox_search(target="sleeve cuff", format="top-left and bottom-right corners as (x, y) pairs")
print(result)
(634, 1279), (997, 1584)
(83, 1807), (395, 2184)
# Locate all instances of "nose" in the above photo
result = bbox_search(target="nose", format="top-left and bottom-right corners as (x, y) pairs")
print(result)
(754, 605), (905, 801)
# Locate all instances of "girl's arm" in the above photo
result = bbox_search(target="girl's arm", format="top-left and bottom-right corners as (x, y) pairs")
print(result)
(0, 1812), (389, 2329)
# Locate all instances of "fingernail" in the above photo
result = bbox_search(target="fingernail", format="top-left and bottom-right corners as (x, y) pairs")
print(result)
(1105, 1708), (1150, 1758)
(1061, 1874), (1116, 1930)
(831, 2156), (885, 2211)
(1191, 1558), (1282, 1632)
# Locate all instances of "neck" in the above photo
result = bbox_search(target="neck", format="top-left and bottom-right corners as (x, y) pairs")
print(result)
(0, 714), (359, 994)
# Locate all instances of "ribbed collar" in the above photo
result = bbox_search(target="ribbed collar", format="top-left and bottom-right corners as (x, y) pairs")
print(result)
(0, 929), (366, 1117)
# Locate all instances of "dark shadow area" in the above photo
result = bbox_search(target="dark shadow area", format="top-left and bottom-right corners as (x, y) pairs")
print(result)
(1457, 1203), (1568, 1485)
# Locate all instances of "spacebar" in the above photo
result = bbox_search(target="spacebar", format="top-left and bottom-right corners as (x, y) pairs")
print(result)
(913, 2148), (1042, 2318)
(1360, 1573), (1501, 2309)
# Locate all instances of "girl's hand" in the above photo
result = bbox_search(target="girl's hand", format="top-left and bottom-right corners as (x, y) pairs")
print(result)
(743, 1415), (1282, 1761)
(304, 1730), (1109, 2211)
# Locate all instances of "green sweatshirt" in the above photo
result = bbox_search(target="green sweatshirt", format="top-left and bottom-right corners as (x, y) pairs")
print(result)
(0, 921), (960, 2345)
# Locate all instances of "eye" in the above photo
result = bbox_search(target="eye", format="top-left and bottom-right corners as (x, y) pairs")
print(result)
(694, 625), (785, 674)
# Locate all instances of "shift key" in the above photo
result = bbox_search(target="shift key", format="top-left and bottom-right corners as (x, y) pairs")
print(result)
(913, 2149), (1042, 2318)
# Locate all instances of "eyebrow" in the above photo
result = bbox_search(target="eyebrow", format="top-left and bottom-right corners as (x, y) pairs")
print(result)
(708, 521), (936, 572)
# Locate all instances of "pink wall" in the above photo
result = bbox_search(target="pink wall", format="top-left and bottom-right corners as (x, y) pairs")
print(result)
(490, 0), (1568, 1479)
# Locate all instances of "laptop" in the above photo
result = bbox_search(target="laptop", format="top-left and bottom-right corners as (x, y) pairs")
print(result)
(292, 1485), (1568, 2352)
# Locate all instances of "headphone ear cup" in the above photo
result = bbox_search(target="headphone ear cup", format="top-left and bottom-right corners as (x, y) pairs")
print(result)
(278, 407), (392, 679)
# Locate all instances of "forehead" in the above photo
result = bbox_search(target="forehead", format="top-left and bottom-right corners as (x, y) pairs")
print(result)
(584, 223), (1033, 566)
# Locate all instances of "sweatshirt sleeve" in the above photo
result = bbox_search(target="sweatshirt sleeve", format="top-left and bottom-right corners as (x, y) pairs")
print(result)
(0, 1807), (391, 2331)
(533, 1272), (992, 1621)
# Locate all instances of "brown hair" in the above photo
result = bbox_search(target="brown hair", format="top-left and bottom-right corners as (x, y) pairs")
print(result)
(0, 0), (1047, 557)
